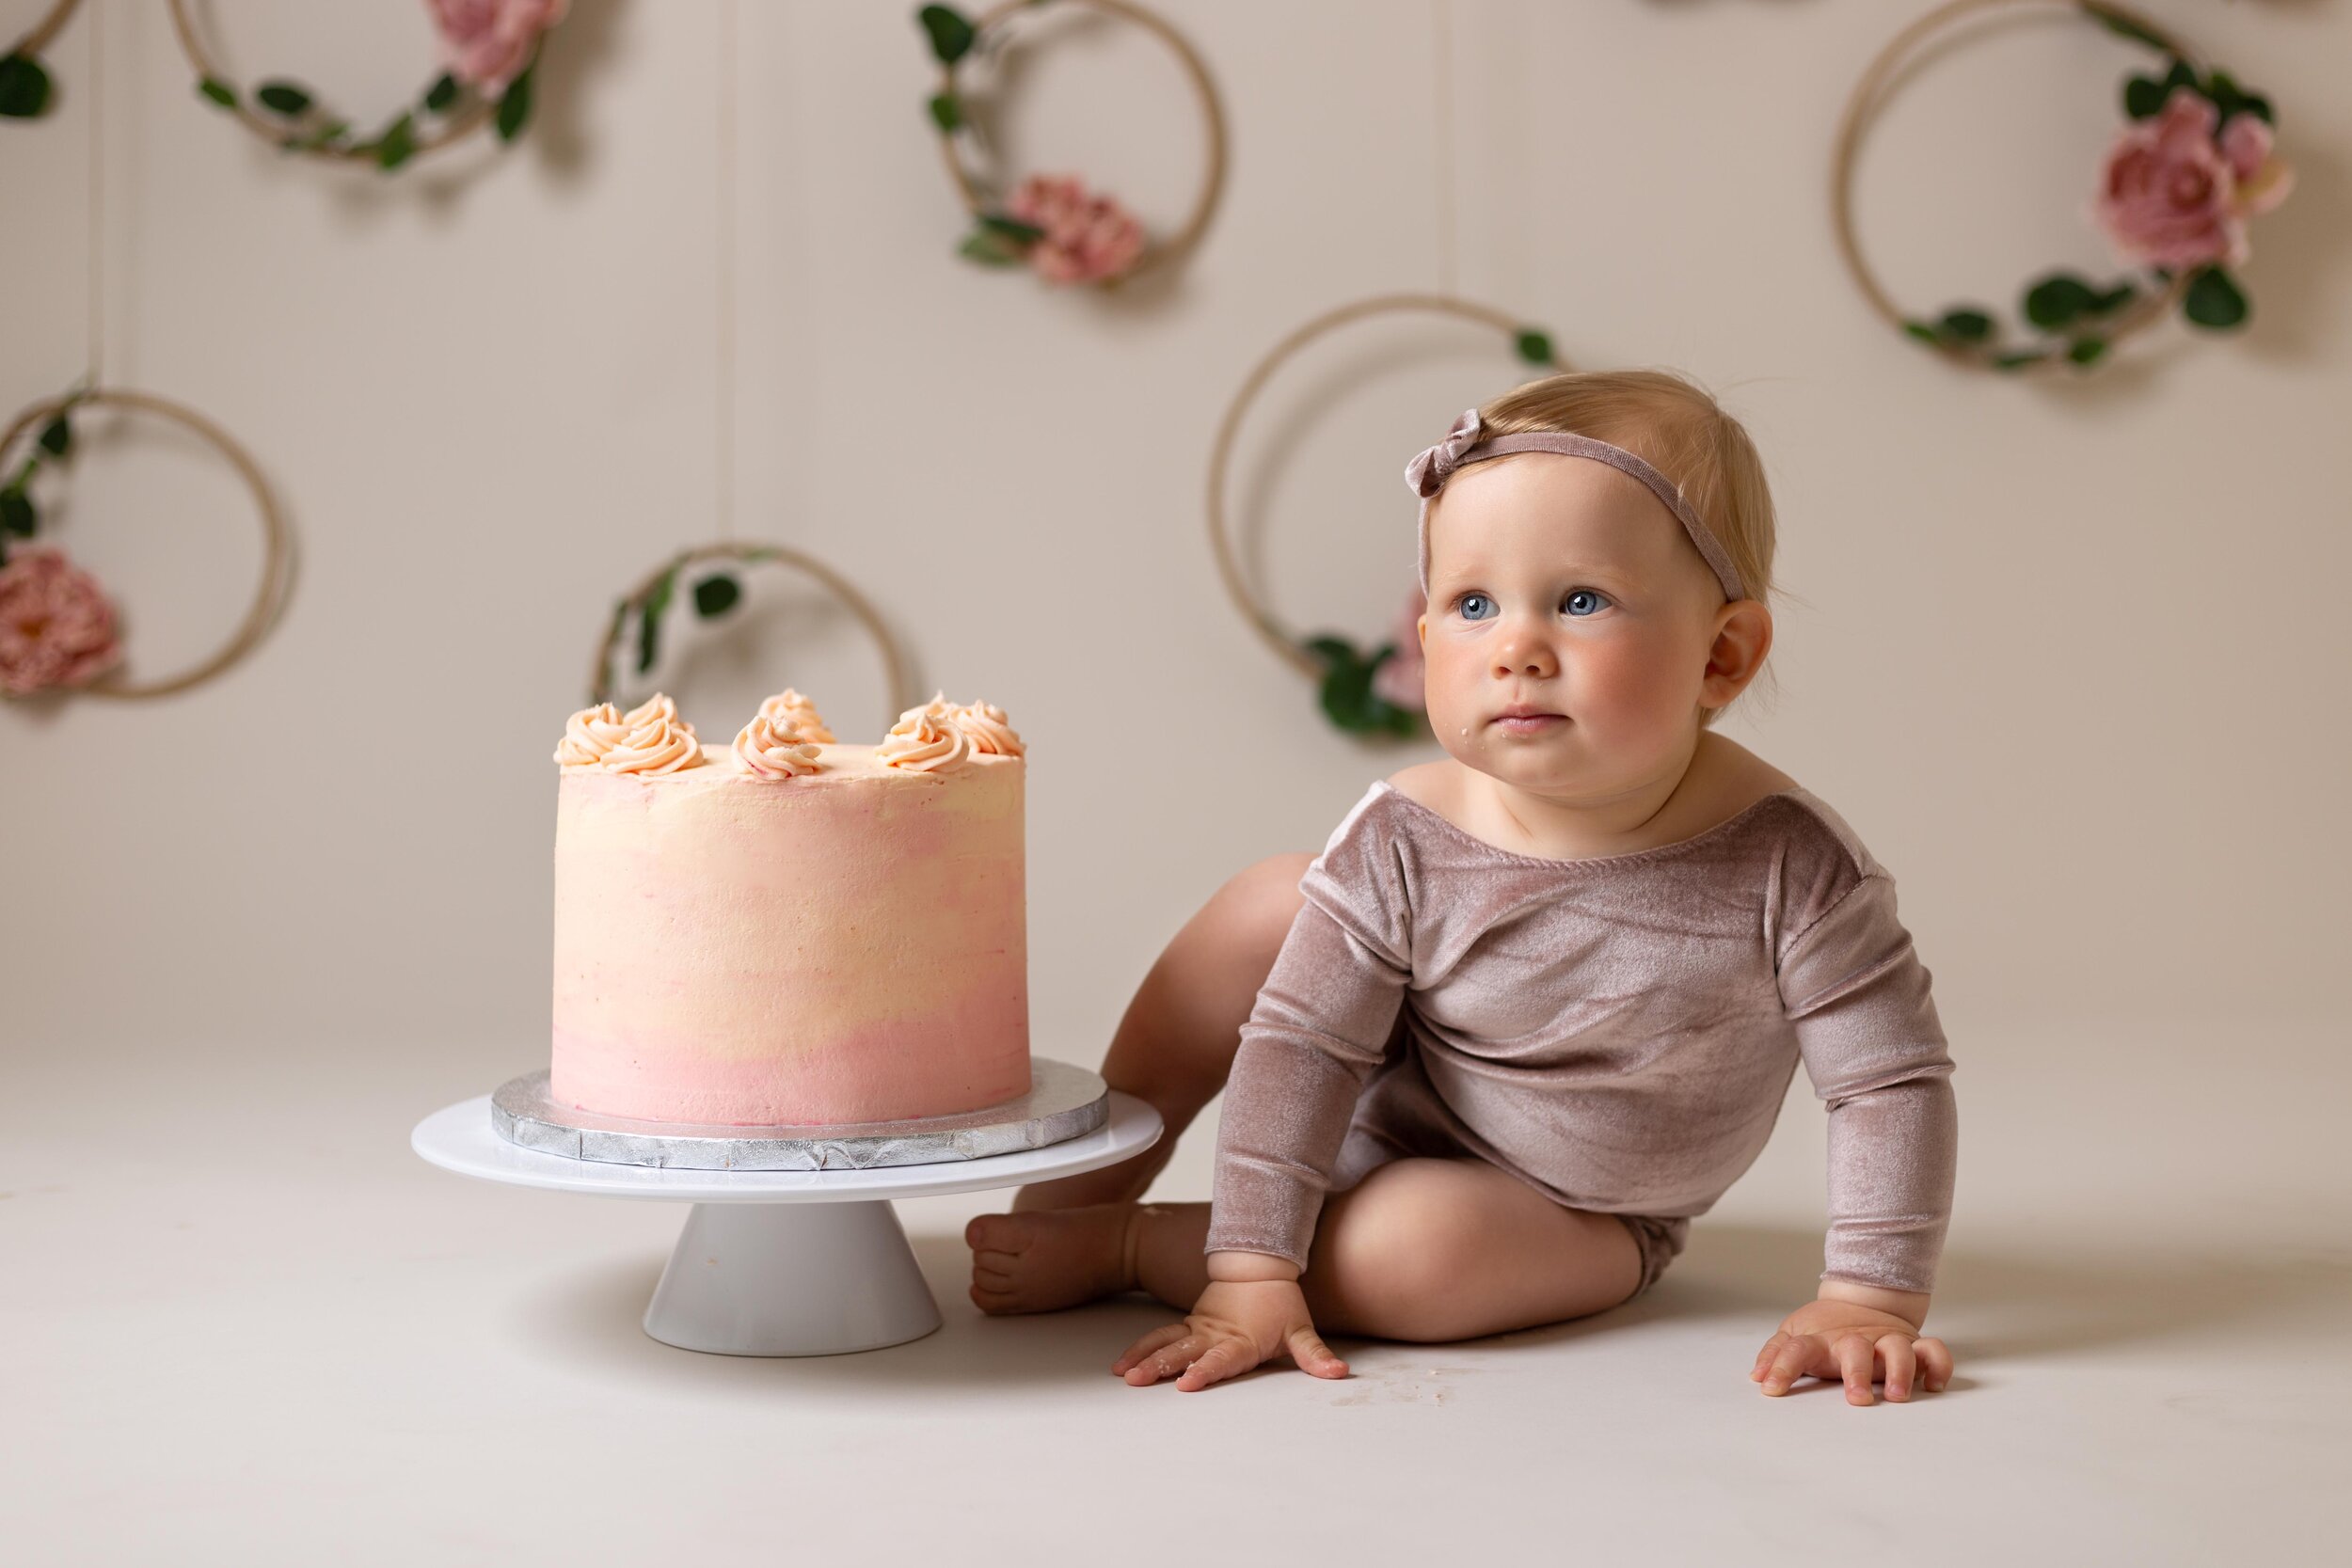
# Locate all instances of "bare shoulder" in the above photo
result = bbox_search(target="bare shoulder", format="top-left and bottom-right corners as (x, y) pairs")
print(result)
(1384, 758), (1467, 813)
(1684, 734), (1803, 822)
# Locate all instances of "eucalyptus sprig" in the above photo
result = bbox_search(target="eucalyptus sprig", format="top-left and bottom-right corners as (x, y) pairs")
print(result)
(196, 49), (543, 172)
(0, 388), (89, 562)
(600, 547), (774, 697)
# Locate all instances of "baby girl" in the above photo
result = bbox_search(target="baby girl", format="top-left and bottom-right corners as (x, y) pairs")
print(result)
(966, 370), (1958, 1406)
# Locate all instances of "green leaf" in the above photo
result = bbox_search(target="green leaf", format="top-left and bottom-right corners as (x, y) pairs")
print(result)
(958, 230), (1025, 266)
(256, 79), (312, 117)
(691, 574), (741, 618)
(1991, 350), (2051, 372)
(927, 91), (961, 133)
(36, 414), (71, 457)
(2066, 336), (2109, 368)
(305, 119), (352, 150)
(2161, 58), (2196, 97)
(1937, 308), (1994, 344)
(423, 72), (460, 114)
(1304, 636), (1416, 736)
(375, 112), (417, 170)
(2182, 265), (2249, 329)
(0, 52), (53, 119)
(0, 485), (35, 538)
(2089, 281), (2138, 315)
(595, 599), (628, 702)
(2122, 74), (2167, 120)
(494, 62), (534, 141)
(977, 211), (1044, 243)
(2201, 71), (2276, 130)
(917, 5), (977, 66)
(637, 569), (677, 675)
(1514, 328), (1555, 365)
(199, 76), (239, 109)
(2083, 4), (2172, 54)
(1901, 320), (1944, 345)
(2023, 273), (2099, 330)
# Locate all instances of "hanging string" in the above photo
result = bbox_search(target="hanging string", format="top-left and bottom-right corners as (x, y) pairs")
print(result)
(1431, 0), (1455, 297)
(713, 0), (738, 542)
(86, 0), (104, 387)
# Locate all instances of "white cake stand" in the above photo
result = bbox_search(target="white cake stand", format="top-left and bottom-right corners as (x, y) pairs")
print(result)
(411, 1074), (1162, 1358)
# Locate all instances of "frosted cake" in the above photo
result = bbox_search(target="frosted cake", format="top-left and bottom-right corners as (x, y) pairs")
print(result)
(548, 689), (1030, 1127)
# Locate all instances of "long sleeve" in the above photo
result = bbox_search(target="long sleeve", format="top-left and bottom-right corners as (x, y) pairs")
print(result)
(1778, 871), (1959, 1295)
(1204, 797), (1414, 1269)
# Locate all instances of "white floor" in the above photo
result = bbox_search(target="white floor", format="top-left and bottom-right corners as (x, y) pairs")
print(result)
(4, 1018), (2345, 1565)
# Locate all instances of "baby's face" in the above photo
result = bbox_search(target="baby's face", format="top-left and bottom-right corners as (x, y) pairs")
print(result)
(1420, 453), (1730, 800)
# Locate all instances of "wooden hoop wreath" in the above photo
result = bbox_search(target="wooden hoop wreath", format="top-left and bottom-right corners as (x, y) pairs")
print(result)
(0, 0), (80, 119)
(0, 387), (291, 701)
(1206, 293), (1567, 735)
(925, 0), (1228, 285)
(1833, 0), (2278, 374)
(166, 0), (548, 170)
(589, 541), (919, 731)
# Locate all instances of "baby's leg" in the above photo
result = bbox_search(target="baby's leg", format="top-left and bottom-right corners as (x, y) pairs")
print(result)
(1009, 852), (1311, 1212)
(973, 1158), (1643, 1342)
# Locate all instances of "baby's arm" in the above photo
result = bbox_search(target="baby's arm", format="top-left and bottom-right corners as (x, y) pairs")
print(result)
(1756, 870), (1959, 1404)
(1116, 810), (1412, 1392)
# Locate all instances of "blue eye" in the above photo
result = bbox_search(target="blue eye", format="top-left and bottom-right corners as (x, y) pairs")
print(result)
(1456, 594), (1497, 621)
(1563, 589), (1612, 617)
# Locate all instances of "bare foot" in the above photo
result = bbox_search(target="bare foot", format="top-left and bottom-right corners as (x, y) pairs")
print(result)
(966, 1202), (1141, 1315)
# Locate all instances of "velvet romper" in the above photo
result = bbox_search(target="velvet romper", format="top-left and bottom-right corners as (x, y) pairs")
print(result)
(1203, 781), (1959, 1300)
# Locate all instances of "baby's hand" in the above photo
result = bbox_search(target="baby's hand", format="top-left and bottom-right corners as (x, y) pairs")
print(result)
(1113, 1278), (1350, 1392)
(1752, 1297), (1953, 1405)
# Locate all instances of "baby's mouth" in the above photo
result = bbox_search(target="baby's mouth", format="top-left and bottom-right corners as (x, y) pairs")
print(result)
(1489, 706), (1566, 736)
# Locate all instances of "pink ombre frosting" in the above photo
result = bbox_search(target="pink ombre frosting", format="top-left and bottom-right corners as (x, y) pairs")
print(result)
(549, 736), (1030, 1126)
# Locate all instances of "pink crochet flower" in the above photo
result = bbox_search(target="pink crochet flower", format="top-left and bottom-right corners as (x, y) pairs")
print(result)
(423, 0), (567, 93)
(0, 547), (122, 696)
(2094, 87), (2294, 271)
(1006, 174), (1146, 286)
(1371, 587), (1428, 713)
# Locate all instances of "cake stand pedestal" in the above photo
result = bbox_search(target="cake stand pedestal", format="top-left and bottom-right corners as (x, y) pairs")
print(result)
(410, 1069), (1161, 1358)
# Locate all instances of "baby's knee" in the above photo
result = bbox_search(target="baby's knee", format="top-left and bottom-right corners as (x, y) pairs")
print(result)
(1216, 853), (1312, 947)
(1304, 1169), (1490, 1340)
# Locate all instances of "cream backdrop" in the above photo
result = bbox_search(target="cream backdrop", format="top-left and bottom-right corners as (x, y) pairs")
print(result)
(4, 0), (2346, 1146)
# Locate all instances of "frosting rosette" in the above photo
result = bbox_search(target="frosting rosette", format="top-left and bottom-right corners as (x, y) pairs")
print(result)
(756, 688), (836, 744)
(732, 715), (823, 779)
(553, 693), (704, 774)
(947, 698), (1025, 757)
(876, 705), (971, 773)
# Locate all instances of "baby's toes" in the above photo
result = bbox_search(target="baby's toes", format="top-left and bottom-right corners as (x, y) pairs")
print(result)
(964, 1211), (1038, 1259)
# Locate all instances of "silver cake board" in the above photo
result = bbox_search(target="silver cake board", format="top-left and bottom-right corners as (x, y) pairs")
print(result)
(490, 1056), (1108, 1172)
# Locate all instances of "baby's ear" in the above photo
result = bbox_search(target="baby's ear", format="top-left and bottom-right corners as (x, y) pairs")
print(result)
(1416, 614), (1427, 649)
(1703, 600), (1773, 705)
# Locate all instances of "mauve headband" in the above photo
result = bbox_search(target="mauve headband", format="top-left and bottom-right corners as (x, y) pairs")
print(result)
(1405, 407), (1748, 603)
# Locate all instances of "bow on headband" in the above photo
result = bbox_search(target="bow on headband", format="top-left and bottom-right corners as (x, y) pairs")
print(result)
(1404, 407), (1486, 498)
(1402, 406), (1749, 602)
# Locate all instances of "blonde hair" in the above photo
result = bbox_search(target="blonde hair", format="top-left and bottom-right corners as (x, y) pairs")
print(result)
(1470, 368), (1778, 728)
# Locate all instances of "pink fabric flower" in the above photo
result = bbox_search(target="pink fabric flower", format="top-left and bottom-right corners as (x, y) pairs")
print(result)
(1371, 587), (1428, 713)
(1005, 174), (1146, 286)
(0, 547), (122, 696)
(2094, 87), (2294, 271)
(423, 0), (567, 93)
